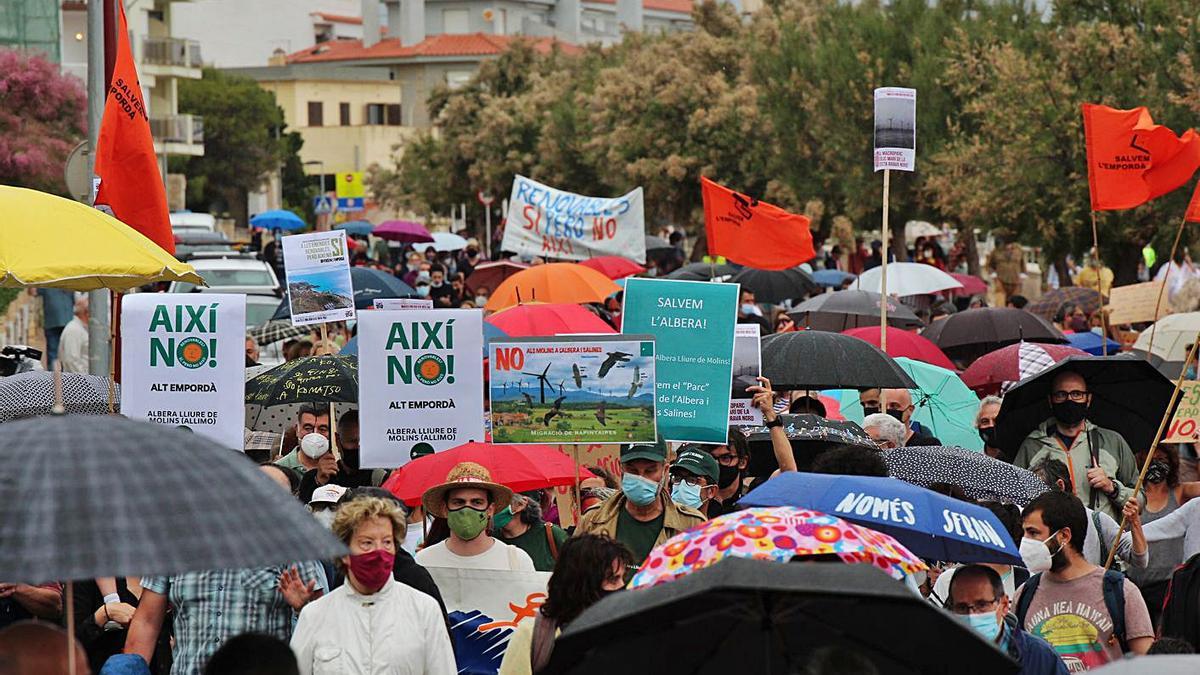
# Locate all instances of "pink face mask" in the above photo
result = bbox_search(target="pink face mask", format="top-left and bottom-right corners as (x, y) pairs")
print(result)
(348, 549), (394, 592)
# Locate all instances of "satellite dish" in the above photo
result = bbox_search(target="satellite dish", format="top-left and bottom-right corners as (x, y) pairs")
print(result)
(482, 8), (495, 21)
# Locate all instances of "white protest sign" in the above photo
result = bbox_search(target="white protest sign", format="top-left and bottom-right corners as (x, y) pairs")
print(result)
(373, 298), (433, 310)
(874, 87), (917, 172)
(120, 293), (245, 449)
(502, 175), (646, 263)
(729, 323), (763, 426)
(358, 309), (485, 468)
(282, 229), (356, 326)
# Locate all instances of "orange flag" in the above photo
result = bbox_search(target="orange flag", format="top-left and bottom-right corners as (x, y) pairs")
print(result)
(1186, 181), (1200, 223)
(93, 1), (174, 254)
(1082, 103), (1200, 212)
(701, 178), (814, 270)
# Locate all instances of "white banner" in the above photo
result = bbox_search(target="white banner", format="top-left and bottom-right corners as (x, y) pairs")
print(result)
(502, 175), (646, 263)
(428, 567), (551, 675)
(120, 293), (246, 449)
(372, 298), (433, 310)
(358, 309), (485, 468)
(873, 87), (917, 172)
(281, 230), (356, 326)
(729, 323), (763, 426)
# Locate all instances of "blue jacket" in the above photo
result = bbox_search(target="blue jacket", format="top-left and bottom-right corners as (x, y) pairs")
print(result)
(1004, 615), (1068, 675)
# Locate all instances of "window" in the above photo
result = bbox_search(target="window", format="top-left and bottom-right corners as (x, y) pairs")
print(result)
(307, 101), (323, 127)
(365, 103), (385, 125)
(446, 70), (473, 90)
(339, 102), (351, 126)
(495, 9), (507, 35)
(386, 104), (402, 126)
(443, 9), (469, 34)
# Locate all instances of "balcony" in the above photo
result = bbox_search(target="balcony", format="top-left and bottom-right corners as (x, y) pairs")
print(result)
(150, 114), (204, 154)
(141, 37), (202, 73)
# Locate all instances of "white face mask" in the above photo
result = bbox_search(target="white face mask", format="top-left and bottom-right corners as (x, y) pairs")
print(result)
(475, 296), (488, 306)
(1019, 529), (1062, 574)
(312, 508), (336, 529)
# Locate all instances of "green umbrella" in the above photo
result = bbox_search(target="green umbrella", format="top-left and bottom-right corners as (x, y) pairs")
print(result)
(830, 357), (983, 451)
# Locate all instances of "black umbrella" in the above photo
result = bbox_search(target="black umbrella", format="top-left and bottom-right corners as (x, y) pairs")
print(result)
(546, 558), (1017, 675)
(0, 371), (117, 422)
(882, 445), (1049, 506)
(272, 267), (416, 320)
(761, 330), (917, 390)
(248, 319), (310, 346)
(665, 261), (741, 281)
(245, 354), (358, 407)
(738, 414), (876, 476)
(920, 308), (1065, 366)
(730, 267), (819, 304)
(0, 415), (345, 583)
(993, 355), (1176, 458)
(789, 289), (923, 331)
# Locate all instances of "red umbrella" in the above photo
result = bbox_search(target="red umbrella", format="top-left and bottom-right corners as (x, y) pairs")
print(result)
(383, 441), (594, 505)
(466, 260), (528, 293)
(579, 256), (646, 280)
(961, 342), (1089, 396)
(948, 273), (988, 296)
(486, 303), (617, 337)
(842, 326), (956, 371)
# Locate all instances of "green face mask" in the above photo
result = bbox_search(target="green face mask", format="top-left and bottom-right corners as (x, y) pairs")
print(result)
(447, 506), (489, 541)
(492, 506), (514, 530)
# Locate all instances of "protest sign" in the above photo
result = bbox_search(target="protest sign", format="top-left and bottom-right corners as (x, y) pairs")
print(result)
(372, 298), (433, 310)
(358, 309), (485, 468)
(729, 323), (764, 426)
(874, 87), (917, 172)
(552, 443), (621, 528)
(281, 230), (355, 327)
(489, 335), (656, 444)
(428, 567), (551, 675)
(621, 278), (739, 443)
(502, 175), (646, 263)
(1165, 381), (1200, 443)
(120, 293), (245, 449)
(1106, 280), (1170, 325)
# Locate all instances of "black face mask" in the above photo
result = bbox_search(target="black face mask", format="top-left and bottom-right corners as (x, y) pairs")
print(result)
(717, 463), (741, 489)
(1051, 400), (1088, 426)
(341, 446), (361, 471)
(886, 409), (906, 424)
(1146, 460), (1171, 484)
(978, 426), (997, 448)
(862, 405), (881, 417)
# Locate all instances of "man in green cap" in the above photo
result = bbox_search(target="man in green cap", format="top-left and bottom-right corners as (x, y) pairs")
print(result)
(668, 446), (721, 518)
(575, 439), (706, 569)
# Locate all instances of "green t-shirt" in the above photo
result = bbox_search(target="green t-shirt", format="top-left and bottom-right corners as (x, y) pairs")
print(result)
(617, 508), (665, 567)
(500, 523), (569, 572)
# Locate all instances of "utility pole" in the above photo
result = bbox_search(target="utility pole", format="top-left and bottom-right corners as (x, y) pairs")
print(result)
(86, 0), (112, 377)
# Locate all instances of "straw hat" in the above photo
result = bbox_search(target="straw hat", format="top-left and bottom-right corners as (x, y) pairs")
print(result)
(421, 461), (513, 518)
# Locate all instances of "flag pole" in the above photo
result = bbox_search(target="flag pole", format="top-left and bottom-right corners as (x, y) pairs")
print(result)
(1145, 212), (1188, 361)
(880, 169), (890, 350)
(1089, 211), (1110, 356)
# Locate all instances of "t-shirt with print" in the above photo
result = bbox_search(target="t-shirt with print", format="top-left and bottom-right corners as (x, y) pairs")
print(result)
(415, 538), (536, 571)
(1013, 568), (1153, 671)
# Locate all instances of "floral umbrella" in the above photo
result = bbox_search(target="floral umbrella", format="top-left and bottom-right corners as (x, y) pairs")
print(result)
(629, 506), (926, 589)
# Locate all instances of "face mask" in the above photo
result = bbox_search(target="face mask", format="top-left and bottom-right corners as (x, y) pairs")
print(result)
(621, 473), (659, 507)
(407, 263), (419, 271)
(417, 272), (431, 283)
(1019, 529), (1061, 574)
(886, 408), (907, 425)
(717, 463), (741, 490)
(740, 304), (761, 317)
(978, 426), (997, 448)
(671, 481), (704, 509)
(416, 285), (431, 297)
(861, 405), (881, 417)
(312, 508), (336, 530)
(347, 548), (394, 592)
(447, 506), (490, 541)
(466, 248), (479, 257)
(492, 506), (514, 530)
(1069, 317), (1089, 332)
(475, 296), (488, 306)
(1051, 401), (1087, 426)
(961, 612), (1002, 643)
(432, 280), (444, 288)
(646, 267), (658, 277)
(300, 433), (329, 459)
(1146, 460), (1170, 484)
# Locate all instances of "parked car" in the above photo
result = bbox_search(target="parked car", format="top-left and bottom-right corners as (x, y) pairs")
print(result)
(169, 211), (217, 236)
(168, 255), (279, 295)
(175, 231), (235, 260)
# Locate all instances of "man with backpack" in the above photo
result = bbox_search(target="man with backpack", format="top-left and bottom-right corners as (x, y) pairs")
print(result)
(1013, 492), (1154, 670)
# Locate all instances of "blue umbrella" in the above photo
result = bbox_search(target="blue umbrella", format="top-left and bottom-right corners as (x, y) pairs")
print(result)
(335, 220), (374, 236)
(249, 209), (306, 231)
(1065, 331), (1121, 355)
(813, 269), (856, 288)
(739, 472), (1022, 565)
(340, 317), (503, 357)
(272, 267), (417, 319)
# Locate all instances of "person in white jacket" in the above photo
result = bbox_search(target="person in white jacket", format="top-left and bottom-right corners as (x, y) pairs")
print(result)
(291, 497), (455, 675)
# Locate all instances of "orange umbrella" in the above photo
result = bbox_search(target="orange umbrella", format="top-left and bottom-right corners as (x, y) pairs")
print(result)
(485, 262), (621, 311)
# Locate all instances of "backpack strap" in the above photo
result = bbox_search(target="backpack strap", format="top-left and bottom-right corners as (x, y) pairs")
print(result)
(1101, 569), (1128, 653)
(1013, 573), (1042, 629)
(1092, 510), (1109, 565)
(545, 523), (559, 561)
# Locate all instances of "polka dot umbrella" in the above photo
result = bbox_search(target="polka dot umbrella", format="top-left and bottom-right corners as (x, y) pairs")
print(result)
(629, 506), (926, 590)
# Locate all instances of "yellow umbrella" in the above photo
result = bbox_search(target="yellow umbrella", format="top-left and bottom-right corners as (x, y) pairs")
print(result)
(0, 186), (201, 292)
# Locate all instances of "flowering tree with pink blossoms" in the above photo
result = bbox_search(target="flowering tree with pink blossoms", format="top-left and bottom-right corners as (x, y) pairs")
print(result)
(0, 49), (86, 194)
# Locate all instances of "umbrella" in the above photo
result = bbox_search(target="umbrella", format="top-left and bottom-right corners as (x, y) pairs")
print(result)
(993, 354), (1175, 459)
(485, 263), (621, 312)
(761, 330), (917, 390)
(842, 326), (955, 370)
(547, 558), (1018, 675)
(882, 445), (1049, 506)
(413, 231), (469, 252)
(921, 307), (1066, 366)
(630, 507), (927, 589)
(1091, 656), (1200, 674)
(272, 267), (416, 319)
(740, 472), (1023, 565)
(1132, 311), (1200, 362)
(486, 303), (616, 338)
(737, 414), (876, 476)
(0, 415), (345, 583)
(788, 289), (924, 331)
(665, 261), (740, 281)
(0, 371), (117, 422)
(374, 220), (434, 243)
(245, 354), (358, 407)
(334, 219), (374, 236)
(644, 235), (673, 253)
(247, 319), (310, 346)
(730, 267), (819, 304)
(578, 256), (645, 280)
(948, 273), (988, 296)
(1027, 286), (1103, 321)
(905, 220), (941, 240)
(0, 186), (201, 292)
(465, 260), (528, 292)
(812, 269), (856, 288)
(340, 321), (505, 358)
(249, 209), (306, 231)
(1065, 330), (1122, 355)
(961, 342), (1089, 396)
(856, 262), (964, 296)
(381, 441), (594, 506)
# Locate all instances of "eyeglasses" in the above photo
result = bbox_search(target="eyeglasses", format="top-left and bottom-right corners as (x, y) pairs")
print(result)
(710, 453), (739, 467)
(669, 475), (706, 488)
(948, 598), (999, 615)
(1050, 390), (1088, 403)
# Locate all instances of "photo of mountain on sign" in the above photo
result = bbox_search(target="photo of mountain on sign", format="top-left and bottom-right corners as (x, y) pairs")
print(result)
(288, 277), (354, 314)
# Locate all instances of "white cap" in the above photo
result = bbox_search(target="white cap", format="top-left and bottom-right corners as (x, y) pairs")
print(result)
(309, 484), (348, 505)
(300, 433), (330, 459)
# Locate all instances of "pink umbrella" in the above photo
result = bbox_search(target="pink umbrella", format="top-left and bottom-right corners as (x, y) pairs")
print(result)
(374, 220), (434, 243)
(948, 273), (989, 296)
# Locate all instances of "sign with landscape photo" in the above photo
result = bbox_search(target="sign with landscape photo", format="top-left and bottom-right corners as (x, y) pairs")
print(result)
(281, 230), (356, 326)
(874, 87), (917, 172)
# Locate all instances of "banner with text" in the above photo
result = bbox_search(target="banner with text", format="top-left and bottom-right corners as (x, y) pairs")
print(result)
(502, 175), (646, 263)
(489, 335), (657, 444)
(121, 293), (246, 449)
(874, 87), (917, 172)
(373, 298), (433, 310)
(621, 278), (739, 443)
(1165, 381), (1200, 443)
(429, 567), (551, 675)
(358, 309), (485, 468)
(282, 230), (356, 327)
(729, 323), (763, 426)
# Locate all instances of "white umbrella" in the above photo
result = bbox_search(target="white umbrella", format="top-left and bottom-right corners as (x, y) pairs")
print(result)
(1133, 311), (1200, 361)
(856, 262), (963, 297)
(413, 231), (469, 252)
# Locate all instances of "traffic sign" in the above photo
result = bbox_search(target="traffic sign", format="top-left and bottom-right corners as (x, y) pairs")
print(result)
(336, 172), (365, 199)
(337, 197), (364, 211)
(313, 195), (334, 214)
(477, 191), (494, 206)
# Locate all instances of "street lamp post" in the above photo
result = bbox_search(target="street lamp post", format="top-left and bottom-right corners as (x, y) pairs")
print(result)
(304, 160), (326, 229)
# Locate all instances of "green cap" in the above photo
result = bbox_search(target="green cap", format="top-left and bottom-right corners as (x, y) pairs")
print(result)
(620, 437), (668, 464)
(670, 447), (719, 484)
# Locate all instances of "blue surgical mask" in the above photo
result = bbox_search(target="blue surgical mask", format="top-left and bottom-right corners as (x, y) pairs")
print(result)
(962, 612), (1002, 643)
(416, 285), (430, 297)
(621, 473), (659, 507)
(670, 480), (703, 509)
(740, 303), (761, 317)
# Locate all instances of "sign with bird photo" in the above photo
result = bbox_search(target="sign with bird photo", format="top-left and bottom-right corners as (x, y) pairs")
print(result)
(488, 335), (657, 444)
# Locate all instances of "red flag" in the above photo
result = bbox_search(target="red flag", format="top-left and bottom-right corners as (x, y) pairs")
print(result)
(1082, 103), (1200, 212)
(701, 178), (814, 270)
(1186, 181), (1200, 223)
(93, 2), (174, 254)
